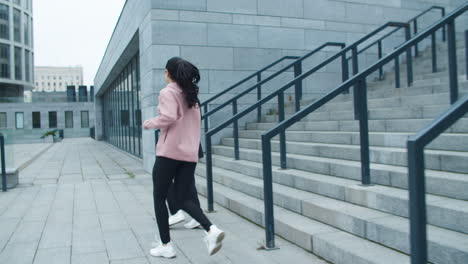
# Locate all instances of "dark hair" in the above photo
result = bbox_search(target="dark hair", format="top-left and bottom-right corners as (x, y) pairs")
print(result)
(165, 57), (200, 108)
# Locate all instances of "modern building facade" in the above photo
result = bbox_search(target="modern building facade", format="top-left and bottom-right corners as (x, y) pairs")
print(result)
(0, 85), (95, 143)
(94, 0), (467, 172)
(0, 0), (34, 102)
(34, 66), (84, 92)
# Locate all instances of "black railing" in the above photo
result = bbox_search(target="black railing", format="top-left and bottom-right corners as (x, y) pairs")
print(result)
(0, 133), (6, 192)
(407, 94), (468, 264)
(260, 2), (467, 250)
(204, 21), (413, 214)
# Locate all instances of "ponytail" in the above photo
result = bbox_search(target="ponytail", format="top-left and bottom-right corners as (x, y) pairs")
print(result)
(165, 57), (200, 108)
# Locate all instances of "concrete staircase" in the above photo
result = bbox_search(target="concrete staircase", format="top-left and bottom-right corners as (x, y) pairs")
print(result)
(196, 38), (468, 263)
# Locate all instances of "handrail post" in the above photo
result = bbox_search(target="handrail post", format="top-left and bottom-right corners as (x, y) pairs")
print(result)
(261, 135), (276, 249)
(294, 61), (302, 112)
(431, 32), (438, 73)
(341, 50), (349, 94)
(205, 135), (214, 212)
(413, 19), (419, 57)
(233, 100), (240, 160)
(278, 92), (287, 169)
(405, 25), (413, 87)
(407, 139), (428, 264)
(395, 55), (401, 88)
(257, 73), (262, 122)
(447, 19), (458, 104)
(352, 46), (360, 120)
(204, 106), (209, 135)
(1, 133), (6, 192)
(378, 41), (383, 80)
(442, 8), (446, 42)
(356, 79), (371, 186)
(465, 30), (468, 80)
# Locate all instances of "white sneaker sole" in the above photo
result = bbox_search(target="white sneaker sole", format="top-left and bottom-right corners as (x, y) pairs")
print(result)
(150, 251), (176, 259)
(209, 231), (225, 256)
(184, 223), (201, 229)
(169, 218), (184, 226)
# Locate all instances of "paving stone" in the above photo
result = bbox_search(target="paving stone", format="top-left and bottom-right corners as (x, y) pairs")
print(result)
(0, 241), (37, 264)
(72, 228), (106, 255)
(34, 247), (71, 264)
(71, 251), (109, 264)
(103, 229), (145, 261)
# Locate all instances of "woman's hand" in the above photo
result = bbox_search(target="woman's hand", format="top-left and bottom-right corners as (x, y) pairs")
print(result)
(143, 120), (152, 129)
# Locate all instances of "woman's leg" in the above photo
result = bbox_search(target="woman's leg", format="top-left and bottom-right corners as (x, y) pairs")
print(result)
(174, 162), (212, 232)
(166, 181), (179, 215)
(152, 156), (177, 244)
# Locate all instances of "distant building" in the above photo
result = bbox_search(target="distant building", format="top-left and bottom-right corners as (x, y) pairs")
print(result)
(0, 0), (34, 102)
(34, 66), (84, 92)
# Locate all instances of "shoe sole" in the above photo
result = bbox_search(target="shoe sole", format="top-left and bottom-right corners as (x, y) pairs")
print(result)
(169, 218), (184, 226)
(185, 224), (201, 229)
(209, 231), (225, 256)
(150, 251), (176, 258)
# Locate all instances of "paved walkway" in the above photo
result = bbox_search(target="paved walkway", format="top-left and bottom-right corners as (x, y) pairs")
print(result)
(0, 138), (326, 264)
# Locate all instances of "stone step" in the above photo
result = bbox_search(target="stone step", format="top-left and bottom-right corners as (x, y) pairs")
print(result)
(262, 104), (467, 123)
(236, 130), (468, 152)
(245, 118), (468, 134)
(196, 164), (468, 264)
(194, 174), (411, 264)
(221, 137), (468, 174)
(285, 92), (458, 115)
(201, 154), (468, 234)
(209, 145), (468, 200)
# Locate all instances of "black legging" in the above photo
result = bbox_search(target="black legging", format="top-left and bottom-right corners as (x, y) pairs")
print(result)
(153, 156), (212, 244)
(167, 179), (201, 215)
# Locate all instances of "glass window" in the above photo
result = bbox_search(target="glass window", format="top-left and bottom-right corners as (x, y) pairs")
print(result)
(0, 43), (9, 78)
(65, 111), (73, 128)
(48, 111), (57, 128)
(14, 0), (20, 6)
(13, 9), (20, 43)
(0, 4), (9, 40)
(0, 112), (6, 128)
(14, 47), (21, 80)
(25, 50), (30, 82)
(15, 112), (24, 129)
(24, 13), (29, 45)
(32, 111), (40, 128)
(81, 111), (89, 128)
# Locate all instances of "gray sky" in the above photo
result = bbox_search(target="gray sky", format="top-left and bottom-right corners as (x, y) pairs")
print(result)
(34, 0), (126, 85)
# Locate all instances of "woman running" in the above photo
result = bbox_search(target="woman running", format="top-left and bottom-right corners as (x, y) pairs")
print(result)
(143, 57), (225, 258)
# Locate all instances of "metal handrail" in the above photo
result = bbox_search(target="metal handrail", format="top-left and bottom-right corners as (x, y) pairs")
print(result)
(201, 42), (345, 123)
(0, 133), (6, 192)
(200, 55), (300, 111)
(261, 2), (466, 251)
(203, 21), (412, 215)
(407, 94), (468, 264)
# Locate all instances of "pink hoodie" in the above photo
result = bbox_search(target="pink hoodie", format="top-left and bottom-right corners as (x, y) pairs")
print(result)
(143, 82), (201, 163)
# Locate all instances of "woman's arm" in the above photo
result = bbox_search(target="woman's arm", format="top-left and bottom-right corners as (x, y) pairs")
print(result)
(143, 89), (179, 129)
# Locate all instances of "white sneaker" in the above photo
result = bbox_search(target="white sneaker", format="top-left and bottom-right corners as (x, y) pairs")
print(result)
(184, 219), (201, 229)
(169, 210), (185, 226)
(204, 225), (225, 256)
(150, 242), (176, 258)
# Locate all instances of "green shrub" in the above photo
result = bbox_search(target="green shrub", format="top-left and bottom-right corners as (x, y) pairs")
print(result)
(40, 129), (58, 139)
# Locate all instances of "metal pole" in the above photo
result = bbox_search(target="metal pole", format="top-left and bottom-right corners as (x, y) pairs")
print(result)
(405, 26), (413, 87)
(465, 30), (468, 80)
(447, 19), (458, 104)
(395, 56), (401, 88)
(357, 79), (371, 186)
(278, 93), (287, 169)
(257, 74), (262, 122)
(442, 8), (446, 42)
(233, 100), (240, 160)
(342, 50), (349, 94)
(407, 140), (428, 264)
(413, 20), (419, 57)
(1, 134), (6, 192)
(378, 41), (383, 80)
(431, 32), (437, 73)
(294, 61), (302, 112)
(261, 135), (275, 249)
(205, 135), (214, 212)
(352, 46), (360, 120)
